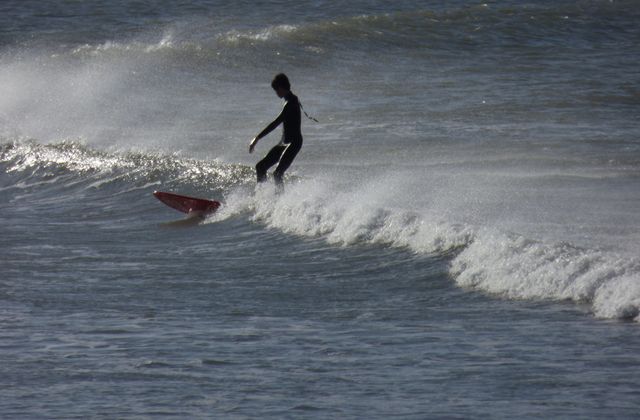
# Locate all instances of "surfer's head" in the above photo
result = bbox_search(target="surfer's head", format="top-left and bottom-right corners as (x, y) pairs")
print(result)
(271, 73), (290, 98)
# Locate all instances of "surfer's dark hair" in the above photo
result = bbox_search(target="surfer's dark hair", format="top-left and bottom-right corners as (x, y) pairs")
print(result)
(271, 73), (290, 91)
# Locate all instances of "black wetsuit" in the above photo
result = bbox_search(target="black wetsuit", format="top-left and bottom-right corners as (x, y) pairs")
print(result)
(255, 91), (302, 185)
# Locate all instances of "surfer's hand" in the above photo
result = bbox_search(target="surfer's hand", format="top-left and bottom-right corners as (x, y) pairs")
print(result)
(249, 138), (258, 153)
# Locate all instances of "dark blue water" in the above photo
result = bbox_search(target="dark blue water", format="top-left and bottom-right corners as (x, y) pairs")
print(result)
(2, 1), (640, 418)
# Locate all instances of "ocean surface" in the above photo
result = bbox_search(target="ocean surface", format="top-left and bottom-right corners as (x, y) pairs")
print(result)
(1, 0), (640, 418)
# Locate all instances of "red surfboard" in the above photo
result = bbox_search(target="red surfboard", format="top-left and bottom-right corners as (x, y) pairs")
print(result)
(153, 191), (221, 216)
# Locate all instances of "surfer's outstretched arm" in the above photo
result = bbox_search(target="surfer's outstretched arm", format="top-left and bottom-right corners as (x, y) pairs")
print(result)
(249, 110), (284, 153)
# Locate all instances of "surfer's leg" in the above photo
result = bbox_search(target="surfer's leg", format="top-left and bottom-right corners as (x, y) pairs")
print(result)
(256, 145), (286, 183)
(273, 141), (302, 185)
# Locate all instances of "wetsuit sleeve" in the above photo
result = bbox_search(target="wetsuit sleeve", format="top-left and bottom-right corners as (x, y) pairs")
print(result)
(255, 106), (286, 140)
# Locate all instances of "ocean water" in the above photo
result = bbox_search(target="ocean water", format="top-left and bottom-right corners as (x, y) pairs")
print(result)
(2, 0), (640, 418)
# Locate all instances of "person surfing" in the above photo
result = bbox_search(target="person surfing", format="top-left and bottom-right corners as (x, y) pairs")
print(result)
(249, 73), (304, 190)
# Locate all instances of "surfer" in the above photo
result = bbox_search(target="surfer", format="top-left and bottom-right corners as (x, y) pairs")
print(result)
(249, 73), (303, 188)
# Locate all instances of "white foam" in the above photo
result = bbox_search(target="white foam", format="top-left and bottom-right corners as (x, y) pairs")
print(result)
(593, 276), (640, 321)
(217, 177), (640, 323)
(451, 230), (640, 319)
(217, 178), (472, 255)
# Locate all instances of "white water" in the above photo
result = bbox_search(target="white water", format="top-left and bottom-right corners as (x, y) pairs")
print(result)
(209, 169), (640, 322)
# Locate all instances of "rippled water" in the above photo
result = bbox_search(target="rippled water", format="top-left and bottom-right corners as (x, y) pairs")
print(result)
(1, 0), (640, 418)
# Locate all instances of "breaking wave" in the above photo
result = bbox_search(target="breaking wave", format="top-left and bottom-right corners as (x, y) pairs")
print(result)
(213, 164), (640, 323)
(3, 140), (640, 322)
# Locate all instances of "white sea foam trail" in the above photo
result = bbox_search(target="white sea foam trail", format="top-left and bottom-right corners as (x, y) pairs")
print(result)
(213, 178), (640, 323)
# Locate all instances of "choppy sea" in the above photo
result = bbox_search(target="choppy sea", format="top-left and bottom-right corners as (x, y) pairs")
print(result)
(1, 0), (640, 418)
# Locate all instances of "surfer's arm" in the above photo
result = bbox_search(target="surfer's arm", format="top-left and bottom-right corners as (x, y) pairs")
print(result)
(256, 110), (284, 140)
(249, 108), (285, 153)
